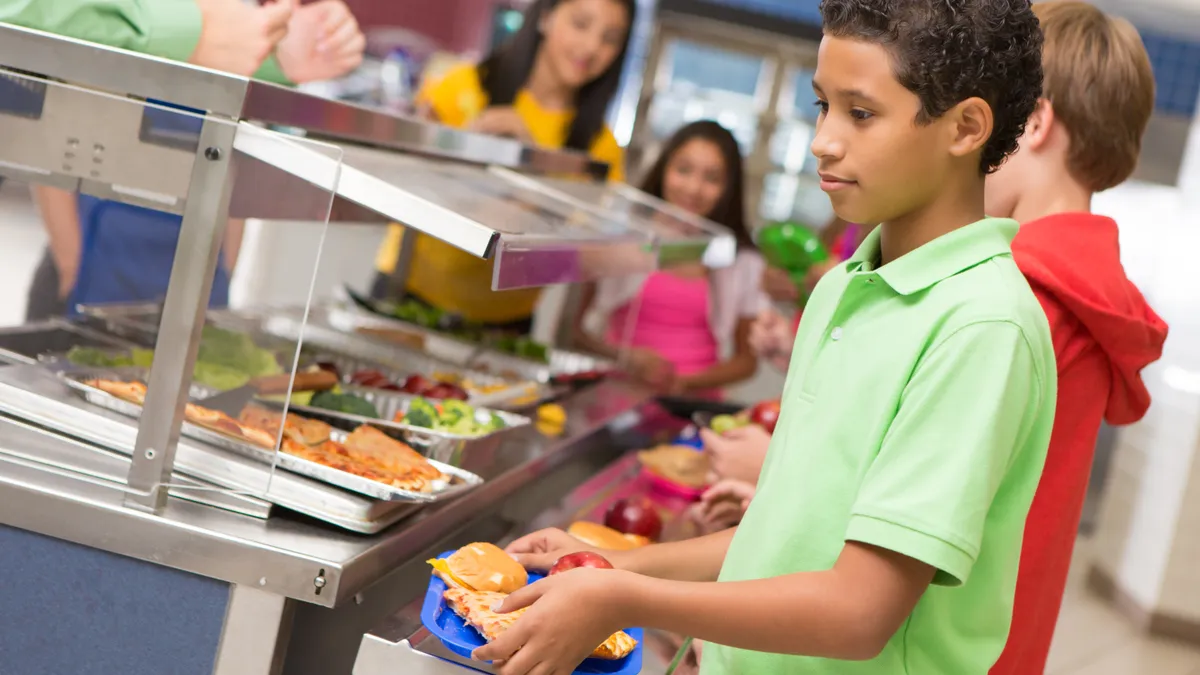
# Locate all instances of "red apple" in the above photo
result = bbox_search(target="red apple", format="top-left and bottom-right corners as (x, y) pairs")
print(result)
(749, 399), (782, 434)
(402, 374), (431, 394)
(604, 497), (663, 541)
(549, 551), (613, 576)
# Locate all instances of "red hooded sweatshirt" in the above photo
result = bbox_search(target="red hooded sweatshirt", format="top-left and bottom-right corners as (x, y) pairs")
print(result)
(992, 213), (1168, 674)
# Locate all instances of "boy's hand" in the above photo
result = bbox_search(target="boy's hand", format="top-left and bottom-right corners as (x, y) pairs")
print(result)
(276, 0), (365, 83)
(505, 528), (605, 572)
(700, 425), (770, 485)
(473, 568), (635, 674)
(748, 309), (795, 372)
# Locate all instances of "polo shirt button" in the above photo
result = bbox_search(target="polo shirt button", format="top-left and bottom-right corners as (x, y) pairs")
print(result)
(831, 327), (843, 341)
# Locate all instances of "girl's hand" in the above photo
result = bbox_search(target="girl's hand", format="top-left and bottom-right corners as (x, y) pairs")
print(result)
(748, 309), (794, 372)
(700, 425), (770, 485)
(626, 347), (675, 391)
(469, 107), (533, 142)
(761, 266), (799, 303)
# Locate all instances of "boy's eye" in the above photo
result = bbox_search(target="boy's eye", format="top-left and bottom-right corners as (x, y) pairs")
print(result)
(850, 108), (874, 121)
(813, 100), (829, 115)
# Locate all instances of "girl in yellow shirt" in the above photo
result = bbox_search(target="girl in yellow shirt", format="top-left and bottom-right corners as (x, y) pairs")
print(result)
(372, 0), (634, 331)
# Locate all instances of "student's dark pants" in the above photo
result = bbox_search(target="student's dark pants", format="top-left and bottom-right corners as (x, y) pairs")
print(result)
(26, 248), (67, 322)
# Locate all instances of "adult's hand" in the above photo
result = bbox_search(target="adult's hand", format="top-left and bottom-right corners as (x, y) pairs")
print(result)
(276, 0), (365, 83)
(190, 0), (294, 76)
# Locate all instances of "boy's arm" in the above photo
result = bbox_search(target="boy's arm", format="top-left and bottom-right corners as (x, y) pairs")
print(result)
(33, 186), (81, 299)
(507, 527), (736, 583)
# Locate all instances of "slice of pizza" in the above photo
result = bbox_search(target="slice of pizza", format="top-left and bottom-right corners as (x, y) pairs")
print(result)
(342, 425), (441, 480)
(442, 588), (637, 660)
(87, 379), (148, 405)
(239, 406), (330, 447)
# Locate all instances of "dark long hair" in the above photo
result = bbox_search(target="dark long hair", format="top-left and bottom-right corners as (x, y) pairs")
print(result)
(639, 120), (754, 249)
(477, 0), (635, 151)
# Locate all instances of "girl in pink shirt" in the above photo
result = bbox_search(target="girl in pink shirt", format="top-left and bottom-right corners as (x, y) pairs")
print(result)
(572, 121), (768, 398)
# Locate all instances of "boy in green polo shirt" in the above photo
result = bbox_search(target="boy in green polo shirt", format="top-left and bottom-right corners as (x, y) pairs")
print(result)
(483, 1), (1055, 673)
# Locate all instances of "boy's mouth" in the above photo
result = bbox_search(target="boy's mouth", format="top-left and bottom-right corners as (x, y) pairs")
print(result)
(819, 172), (857, 192)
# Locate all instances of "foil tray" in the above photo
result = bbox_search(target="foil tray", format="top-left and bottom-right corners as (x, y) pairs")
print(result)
(60, 374), (485, 503)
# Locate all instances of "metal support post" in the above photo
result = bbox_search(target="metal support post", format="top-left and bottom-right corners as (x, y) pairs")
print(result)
(125, 119), (237, 511)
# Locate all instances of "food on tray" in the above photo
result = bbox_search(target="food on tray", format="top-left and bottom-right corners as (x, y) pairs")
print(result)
(442, 588), (637, 659)
(567, 521), (649, 551)
(87, 378), (148, 404)
(238, 406), (332, 447)
(85, 378), (448, 492)
(349, 369), (471, 401)
(354, 326), (427, 351)
(428, 542), (528, 593)
(748, 399), (782, 434)
(68, 326), (282, 391)
(549, 551), (613, 575)
(604, 497), (663, 541)
(397, 397), (507, 436)
(342, 426), (442, 481)
(491, 334), (550, 364)
(308, 390), (380, 418)
(638, 444), (710, 489)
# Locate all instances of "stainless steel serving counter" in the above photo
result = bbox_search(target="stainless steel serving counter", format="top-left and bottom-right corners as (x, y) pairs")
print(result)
(0, 377), (672, 675)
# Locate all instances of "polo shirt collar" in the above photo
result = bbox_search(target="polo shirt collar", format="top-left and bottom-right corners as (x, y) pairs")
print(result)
(846, 217), (1019, 296)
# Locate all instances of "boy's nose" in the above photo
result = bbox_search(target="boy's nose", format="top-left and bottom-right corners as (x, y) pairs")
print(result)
(810, 123), (843, 161)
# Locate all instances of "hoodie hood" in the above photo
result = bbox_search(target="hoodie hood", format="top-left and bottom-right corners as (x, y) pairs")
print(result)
(1012, 213), (1167, 425)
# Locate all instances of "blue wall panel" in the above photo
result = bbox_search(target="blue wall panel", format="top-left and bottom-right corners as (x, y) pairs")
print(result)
(0, 525), (229, 675)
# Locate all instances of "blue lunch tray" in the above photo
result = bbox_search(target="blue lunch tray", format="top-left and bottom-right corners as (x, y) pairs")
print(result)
(420, 551), (644, 674)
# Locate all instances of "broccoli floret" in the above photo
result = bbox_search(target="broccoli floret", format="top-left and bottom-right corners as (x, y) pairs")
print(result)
(404, 397), (439, 428)
(487, 412), (507, 431)
(310, 391), (380, 419)
(440, 399), (474, 421)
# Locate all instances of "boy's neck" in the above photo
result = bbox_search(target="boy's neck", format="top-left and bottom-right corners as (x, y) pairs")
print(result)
(879, 178), (986, 265)
(1009, 179), (1093, 224)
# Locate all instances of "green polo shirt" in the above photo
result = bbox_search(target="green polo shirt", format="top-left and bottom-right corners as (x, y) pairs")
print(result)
(0, 0), (289, 83)
(703, 217), (1056, 674)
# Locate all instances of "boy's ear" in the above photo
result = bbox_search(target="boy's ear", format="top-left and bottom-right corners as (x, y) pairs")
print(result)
(1021, 98), (1055, 152)
(945, 96), (994, 162)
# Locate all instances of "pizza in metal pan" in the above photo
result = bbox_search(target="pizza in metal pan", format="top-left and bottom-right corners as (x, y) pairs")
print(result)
(442, 588), (637, 660)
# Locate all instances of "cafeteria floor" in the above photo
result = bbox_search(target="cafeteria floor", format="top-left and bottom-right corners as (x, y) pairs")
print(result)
(638, 538), (1200, 675)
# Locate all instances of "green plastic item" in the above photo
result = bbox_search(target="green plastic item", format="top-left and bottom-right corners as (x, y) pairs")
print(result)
(757, 221), (830, 275)
(757, 221), (831, 305)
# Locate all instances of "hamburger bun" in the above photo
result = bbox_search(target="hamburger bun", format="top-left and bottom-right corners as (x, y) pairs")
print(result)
(428, 542), (527, 593)
(567, 521), (650, 550)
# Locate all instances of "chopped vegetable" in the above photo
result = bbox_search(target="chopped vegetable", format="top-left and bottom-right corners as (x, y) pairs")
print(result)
(310, 390), (380, 419)
(404, 397), (440, 428)
(395, 396), (508, 436)
(66, 346), (133, 368)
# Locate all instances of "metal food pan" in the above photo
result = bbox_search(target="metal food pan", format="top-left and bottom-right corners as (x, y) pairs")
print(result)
(61, 375), (485, 503)
(317, 386), (531, 441)
(325, 303), (611, 382)
(0, 320), (141, 366)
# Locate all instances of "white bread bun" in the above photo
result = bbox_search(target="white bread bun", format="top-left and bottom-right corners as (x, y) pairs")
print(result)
(567, 521), (650, 551)
(430, 542), (527, 593)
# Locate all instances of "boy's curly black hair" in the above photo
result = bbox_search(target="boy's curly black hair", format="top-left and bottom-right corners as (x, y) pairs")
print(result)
(820, 0), (1044, 174)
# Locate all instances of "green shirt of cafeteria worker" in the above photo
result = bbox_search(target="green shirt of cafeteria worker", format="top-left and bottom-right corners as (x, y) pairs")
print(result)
(0, 0), (289, 83)
(705, 217), (1057, 674)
